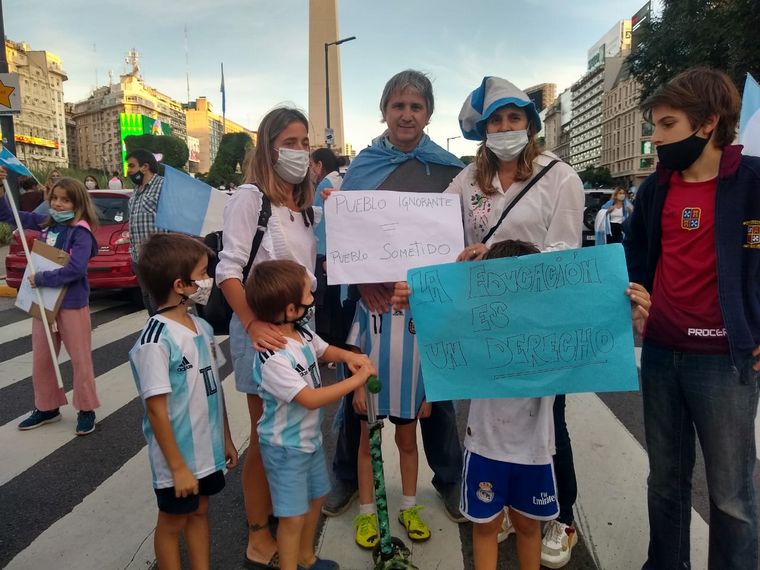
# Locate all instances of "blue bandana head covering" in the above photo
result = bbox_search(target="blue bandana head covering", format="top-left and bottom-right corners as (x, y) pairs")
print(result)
(459, 76), (542, 141)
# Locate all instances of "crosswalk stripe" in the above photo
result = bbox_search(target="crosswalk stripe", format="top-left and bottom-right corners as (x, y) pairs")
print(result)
(317, 419), (465, 568)
(0, 302), (116, 346)
(0, 310), (147, 390)
(4, 373), (250, 570)
(568, 393), (709, 570)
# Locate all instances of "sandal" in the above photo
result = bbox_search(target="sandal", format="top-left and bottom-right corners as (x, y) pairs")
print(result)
(243, 552), (280, 569)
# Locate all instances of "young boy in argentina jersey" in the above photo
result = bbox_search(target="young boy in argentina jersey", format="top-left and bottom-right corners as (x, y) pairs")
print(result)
(129, 234), (238, 570)
(246, 260), (376, 570)
(347, 300), (432, 549)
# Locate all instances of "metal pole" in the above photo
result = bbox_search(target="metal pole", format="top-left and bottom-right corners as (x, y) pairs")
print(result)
(324, 42), (331, 148)
(0, 0), (19, 204)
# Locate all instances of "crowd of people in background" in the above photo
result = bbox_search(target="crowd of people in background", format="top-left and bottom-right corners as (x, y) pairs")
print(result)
(0, 64), (758, 570)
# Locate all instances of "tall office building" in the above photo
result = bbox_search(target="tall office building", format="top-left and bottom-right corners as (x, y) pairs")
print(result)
(569, 20), (631, 172)
(308, 0), (346, 151)
(70, 50), (187, 173)
(4, 40), (68, 171)
(184, 97), (257, 174)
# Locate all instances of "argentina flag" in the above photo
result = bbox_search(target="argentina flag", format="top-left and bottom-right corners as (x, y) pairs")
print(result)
(740, 73), (760, 157)
(155, 164), (229, 236)
(0, 145), (33, 177)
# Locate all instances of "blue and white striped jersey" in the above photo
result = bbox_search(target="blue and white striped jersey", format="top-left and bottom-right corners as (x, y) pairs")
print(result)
(253, 327), (329, 453)
(346, 301), (425, 419)
(129, 314), (227, 489)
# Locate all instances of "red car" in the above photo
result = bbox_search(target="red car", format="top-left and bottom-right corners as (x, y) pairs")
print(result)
(5, 189), (139, 296)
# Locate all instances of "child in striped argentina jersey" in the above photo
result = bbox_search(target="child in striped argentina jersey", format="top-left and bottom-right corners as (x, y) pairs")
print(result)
(129, 234), (238, 570)
(247, 260), (376, 570)
(347, 301), (433, 549)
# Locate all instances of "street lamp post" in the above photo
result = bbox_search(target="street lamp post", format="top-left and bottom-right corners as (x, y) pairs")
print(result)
(324, 35), (356, 149)
(446, 135), (461, 152)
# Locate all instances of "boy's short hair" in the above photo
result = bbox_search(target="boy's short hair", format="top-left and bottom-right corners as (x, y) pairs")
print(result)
(641, 67), (741, 148)
(137, 233), (212, 305)
(246, 260), (307, 324)
(484, 239), (540, 260)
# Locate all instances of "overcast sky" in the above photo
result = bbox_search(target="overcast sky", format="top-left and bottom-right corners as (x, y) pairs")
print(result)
(6, 0), (654, 157)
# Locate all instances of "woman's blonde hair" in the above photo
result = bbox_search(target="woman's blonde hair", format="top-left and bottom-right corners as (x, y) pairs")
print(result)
(44, 177), (100, 230)
(473, 107), (542, 196)
(245, 107), (313, 209)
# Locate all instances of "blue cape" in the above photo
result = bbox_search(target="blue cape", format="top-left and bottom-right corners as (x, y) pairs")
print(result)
(341, 133), (464, 190)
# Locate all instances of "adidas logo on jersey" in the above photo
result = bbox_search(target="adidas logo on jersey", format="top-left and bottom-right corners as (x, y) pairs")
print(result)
(295, 363), (308, 377)
(177, 356), (193, 372)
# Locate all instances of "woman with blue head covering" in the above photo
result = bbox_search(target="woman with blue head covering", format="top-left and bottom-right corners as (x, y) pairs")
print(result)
(446, 76), (584, 570)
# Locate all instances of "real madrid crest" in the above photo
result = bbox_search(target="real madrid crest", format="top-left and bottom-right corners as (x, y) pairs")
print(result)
(408, 319), (416, 335)
(476, 481), (495, 503)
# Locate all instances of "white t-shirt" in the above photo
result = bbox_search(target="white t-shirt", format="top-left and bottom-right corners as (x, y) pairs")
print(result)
(464, 396), (556, 465)
(216, 184), (321, 288)
(129, 315), (227, 488)
(609, 206), (624, 224)
(253, 328), (329, 453)
(445, 152), (584, 252)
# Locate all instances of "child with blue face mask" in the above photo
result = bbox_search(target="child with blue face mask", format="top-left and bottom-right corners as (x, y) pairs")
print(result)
(0, 173), (101, 435)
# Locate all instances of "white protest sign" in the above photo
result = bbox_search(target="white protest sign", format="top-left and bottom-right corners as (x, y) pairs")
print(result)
(325, 190), (465, 284)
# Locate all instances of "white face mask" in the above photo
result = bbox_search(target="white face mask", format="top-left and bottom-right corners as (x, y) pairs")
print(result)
(85, 180), (97, 190)
(274, 148), (310, 184)
(187, 277), (213, 306)
(485, 130), (529, 162)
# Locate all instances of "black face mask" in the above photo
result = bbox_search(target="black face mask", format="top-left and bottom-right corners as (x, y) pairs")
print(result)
(129, 170), (144, 186)
(656, 131), (709, 172)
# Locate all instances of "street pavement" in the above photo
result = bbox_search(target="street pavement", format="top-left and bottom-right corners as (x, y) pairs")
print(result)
(0, 290), (757, 569)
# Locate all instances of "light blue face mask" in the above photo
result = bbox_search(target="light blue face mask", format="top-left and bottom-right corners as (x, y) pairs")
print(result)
(49, 209), (76, 223)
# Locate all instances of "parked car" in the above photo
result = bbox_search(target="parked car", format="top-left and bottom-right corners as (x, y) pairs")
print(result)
(5, 190), (139, 297)
(581, 188), (613, 247)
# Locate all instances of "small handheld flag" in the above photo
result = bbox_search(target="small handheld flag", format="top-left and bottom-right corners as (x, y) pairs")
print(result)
(740, 73), (760, 157)
(0, 145), (33, 177)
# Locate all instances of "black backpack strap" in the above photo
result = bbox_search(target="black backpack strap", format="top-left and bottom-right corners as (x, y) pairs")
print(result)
(481, 159), (560, 244)
(301, 206), (315, 228)
(242, 193), (272, 281)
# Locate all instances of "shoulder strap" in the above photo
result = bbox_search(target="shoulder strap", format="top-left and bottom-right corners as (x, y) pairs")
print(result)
(481, 159), (560, 244)
(301, 206), (315, 227)
(242, 192), (272, 281)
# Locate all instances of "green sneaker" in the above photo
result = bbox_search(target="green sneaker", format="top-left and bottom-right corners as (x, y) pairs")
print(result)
(354, 512), (379, 549)
(398, 505), (431, 542)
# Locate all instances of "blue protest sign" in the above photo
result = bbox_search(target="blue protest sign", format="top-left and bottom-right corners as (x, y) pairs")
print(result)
(408, 244), (638, 401)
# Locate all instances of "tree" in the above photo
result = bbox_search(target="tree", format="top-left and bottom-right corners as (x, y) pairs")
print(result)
(628, 0), (760, 100)
(206, 132), (253, 187)
(124, 134), (189, 170)
(579, 166), (614, 188)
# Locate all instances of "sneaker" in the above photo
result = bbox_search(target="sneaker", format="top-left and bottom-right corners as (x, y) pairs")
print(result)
(497, 508), (515, 543)
(436, 485), (467, 523)
(75, 411), (96, 435)
(297, 557), (339, 570)
(18, 408), (61, 431)
(398, 505), (431, 542)
(321, 480), (358, 517)
(353, 513), (379, 549)
(540, 520), (578, 569)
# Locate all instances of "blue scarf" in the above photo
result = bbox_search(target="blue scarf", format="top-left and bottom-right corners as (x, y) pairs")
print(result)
(342, 133), (464, 190)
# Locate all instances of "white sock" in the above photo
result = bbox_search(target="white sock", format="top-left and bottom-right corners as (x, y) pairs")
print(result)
(400, 495), (416, 510)
(359, 503), (376, 515)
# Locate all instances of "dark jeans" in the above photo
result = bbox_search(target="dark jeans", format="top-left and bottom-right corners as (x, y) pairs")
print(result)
(641, 342), (759, 570)
(553, 394), (577, 525)
(131, 260), (157, 316)
(332, 390), (463, 491)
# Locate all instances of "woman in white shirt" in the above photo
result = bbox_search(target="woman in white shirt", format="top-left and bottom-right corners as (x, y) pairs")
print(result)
(216, 107), (318, 569)
(446, 76), (585, 570)
(595, 186), (634, 244)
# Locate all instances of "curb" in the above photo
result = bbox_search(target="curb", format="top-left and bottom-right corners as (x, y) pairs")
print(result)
(0, 281), (16, 298)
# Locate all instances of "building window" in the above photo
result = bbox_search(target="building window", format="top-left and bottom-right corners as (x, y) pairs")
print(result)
(642, 122), (654, 136)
